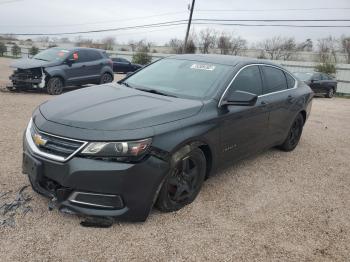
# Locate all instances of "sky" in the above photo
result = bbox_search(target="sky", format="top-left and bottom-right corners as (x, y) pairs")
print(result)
(0, 0), (349, 46)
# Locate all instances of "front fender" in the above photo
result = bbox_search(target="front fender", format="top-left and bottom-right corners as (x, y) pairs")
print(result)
(44, 67), (66, 82)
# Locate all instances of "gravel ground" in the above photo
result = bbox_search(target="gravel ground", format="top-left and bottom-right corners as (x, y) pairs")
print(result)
(0, 58), (349, 261)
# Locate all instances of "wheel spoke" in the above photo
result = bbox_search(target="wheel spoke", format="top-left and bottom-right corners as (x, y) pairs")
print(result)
(181, 157), (190, 173)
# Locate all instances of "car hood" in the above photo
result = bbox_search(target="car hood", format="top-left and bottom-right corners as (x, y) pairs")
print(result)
(10, 58), (61, 69)
(39, 84), (203, 131)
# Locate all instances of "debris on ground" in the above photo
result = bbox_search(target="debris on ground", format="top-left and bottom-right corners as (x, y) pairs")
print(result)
(80, 216), (114, 228)
(0, 185), (32, 227)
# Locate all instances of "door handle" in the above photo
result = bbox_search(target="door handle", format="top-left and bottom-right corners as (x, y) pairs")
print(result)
(81, 65), (86, 68)
(260, 101), (268, 106)
(287, 95), (293, 102)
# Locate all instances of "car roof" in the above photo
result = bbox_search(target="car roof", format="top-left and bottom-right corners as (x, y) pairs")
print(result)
(167, 54), (280, 67)
(51, 46), (105, 52)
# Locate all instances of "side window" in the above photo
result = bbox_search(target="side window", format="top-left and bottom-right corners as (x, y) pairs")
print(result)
(262, 66), (288, 94)
(322, 74), (330, 80)
(75, 50), (89, 63)
(313, 73), (322, 81)
(228, 65), (263, 96)
(285, 72), (296, 89)
(88, 50), (102, 61)
(120, 58), (129, 63)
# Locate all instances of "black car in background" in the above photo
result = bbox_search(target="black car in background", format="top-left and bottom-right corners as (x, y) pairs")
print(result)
(111, 57), (142, 73)
(8, 47), (114, 95)
(294, 72), (337, 98)
(22, 55), (313, 222)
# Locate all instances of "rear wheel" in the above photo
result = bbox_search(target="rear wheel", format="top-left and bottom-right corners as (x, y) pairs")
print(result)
(100, 73), (113, 84)
(46, 77), (64, 95)
(326, 88), (334, 98)
(156, 148), (206, 212)
(278, 113), (304, 152)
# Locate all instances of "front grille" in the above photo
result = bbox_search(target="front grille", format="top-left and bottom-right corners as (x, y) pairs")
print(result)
(14, 68), (42, 80)
(29, 121), (86, 161)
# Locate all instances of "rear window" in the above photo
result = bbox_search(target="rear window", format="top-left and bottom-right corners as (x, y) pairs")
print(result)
(262, 66), (288, 94)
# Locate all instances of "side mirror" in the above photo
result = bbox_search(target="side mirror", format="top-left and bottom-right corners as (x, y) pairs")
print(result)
(221, 90), (258, 107)
(66, 58), (75, 66)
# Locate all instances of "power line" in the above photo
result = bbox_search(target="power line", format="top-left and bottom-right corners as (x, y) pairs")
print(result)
(193, 22), (350, 28)
(2, 19), (350, 36)
(0, 0), (23, 5)
(194, 19), (350, 22)
(0, 11), (187, 28)
(1, 20), (189, 36)
(196, 7), (350, 12)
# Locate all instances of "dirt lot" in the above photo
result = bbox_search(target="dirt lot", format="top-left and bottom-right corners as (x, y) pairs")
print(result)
(0, 57), (349, 261)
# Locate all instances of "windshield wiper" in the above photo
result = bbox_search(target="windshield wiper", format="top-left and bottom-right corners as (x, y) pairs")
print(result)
(135, 88), (177, 98)
(120, 81), (132, 88)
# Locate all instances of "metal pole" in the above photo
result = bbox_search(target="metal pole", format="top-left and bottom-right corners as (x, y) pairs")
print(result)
(183, 0), (195, 53)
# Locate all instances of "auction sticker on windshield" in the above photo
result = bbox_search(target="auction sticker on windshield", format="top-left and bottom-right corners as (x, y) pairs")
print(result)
(190, 64), (216, 71)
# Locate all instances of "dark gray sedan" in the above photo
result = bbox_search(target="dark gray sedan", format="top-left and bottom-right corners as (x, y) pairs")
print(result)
(22, 54), (313, 223)
(294, 72), (337, 98)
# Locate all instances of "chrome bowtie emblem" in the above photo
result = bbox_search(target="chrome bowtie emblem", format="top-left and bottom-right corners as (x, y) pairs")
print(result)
(33, 134), (47, 146)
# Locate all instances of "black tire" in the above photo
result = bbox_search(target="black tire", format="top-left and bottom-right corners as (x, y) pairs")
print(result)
(278, 113), (304, 152)
(46, 77), (64, 95)
(325, 88), (334, 98)
(100, 73), (113, 84)
(156, 148), (206, 212)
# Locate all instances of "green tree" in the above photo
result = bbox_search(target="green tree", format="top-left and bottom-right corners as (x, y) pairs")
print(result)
(29, 46), (39, 56)
(132, 42), (152, 65)
(315, 62), (336, 75)
(11, 44), (21, 57)
(0, 42), (7, 56)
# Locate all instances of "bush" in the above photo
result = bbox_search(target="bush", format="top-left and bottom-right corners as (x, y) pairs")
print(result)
(132, 51), (152, 65)
(29, 46), (39, 56)
(11, 44), (21, 57)
(315, 62), (336, 75)
(0, 42), (6, 56)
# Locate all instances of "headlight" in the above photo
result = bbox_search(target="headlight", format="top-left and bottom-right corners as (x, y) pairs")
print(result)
(81, 138), (152, 157)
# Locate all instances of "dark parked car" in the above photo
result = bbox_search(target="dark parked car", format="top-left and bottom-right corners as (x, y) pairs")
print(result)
(8, 47), (114, 95)
(111, 57), (142, 73)
(294, 72), (337, 98)
(22, 55), (313, 222)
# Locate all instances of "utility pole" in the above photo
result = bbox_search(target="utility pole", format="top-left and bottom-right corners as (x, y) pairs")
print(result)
(183, 0), (195, 53)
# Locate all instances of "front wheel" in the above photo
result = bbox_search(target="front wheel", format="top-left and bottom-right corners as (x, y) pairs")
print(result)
(46, 77), (64, 95)
(278, 113), (304, 152)
(100, 73), (113, 84)
(155, 148), (206, 212)
(325, 88), (334, 98)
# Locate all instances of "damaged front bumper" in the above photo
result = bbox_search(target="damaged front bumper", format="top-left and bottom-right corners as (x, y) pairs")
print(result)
(22, 133), (169, 222)
(9, 67), (46, 89)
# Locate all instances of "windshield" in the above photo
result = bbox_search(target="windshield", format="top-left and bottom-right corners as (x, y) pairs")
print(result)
(125, 58), (232, 99)
(294, 72), (313, 81)
(33, 48), (70, 62)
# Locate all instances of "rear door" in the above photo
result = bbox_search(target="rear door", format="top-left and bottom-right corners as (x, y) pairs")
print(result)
(80, 49), (102, 83)
(309, 73), (322, 93)
(320, 73), (334, 93)
(220, 65), (269, 161)
(118, 58), (131, 73)
(260, 65), (297, 145)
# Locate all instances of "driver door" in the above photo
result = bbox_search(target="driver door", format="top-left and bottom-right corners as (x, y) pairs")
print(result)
(219, 65), (270, 162)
